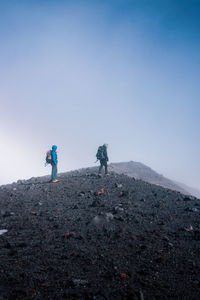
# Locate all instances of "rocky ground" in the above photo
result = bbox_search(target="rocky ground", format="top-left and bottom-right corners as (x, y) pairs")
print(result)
(0, 170), (200, 299)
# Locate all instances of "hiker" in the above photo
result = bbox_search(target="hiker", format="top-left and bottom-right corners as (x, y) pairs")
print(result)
(51, 145), (58, 183)
(96, 144), (109, 175)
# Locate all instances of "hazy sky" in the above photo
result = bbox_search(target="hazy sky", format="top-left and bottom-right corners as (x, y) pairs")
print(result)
(1, 0), (200, 188)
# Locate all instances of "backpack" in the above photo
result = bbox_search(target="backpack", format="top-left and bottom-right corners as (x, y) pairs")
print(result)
(46, 150), (52, 164)
(96, 146), (104, 160)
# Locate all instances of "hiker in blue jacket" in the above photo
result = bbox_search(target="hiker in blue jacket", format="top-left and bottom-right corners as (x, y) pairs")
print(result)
(51, 145), (58, 182)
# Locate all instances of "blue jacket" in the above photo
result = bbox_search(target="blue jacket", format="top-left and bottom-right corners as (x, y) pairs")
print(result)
(51, 145), (58, 164)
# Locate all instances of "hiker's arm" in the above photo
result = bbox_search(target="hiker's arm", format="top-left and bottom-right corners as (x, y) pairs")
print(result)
(51, 151), (57, 164)
(104, 149), (109, 161)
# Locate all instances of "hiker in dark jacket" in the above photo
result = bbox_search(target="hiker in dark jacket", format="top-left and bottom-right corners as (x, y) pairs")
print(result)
(51, 145), (58, 182)
(97, 144), (109, 175)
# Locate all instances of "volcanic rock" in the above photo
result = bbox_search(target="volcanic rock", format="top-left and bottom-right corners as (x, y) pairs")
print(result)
(0, 171), (199, 299)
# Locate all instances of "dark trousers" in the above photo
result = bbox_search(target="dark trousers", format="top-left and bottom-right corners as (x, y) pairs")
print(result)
(98, 159), (108, 174)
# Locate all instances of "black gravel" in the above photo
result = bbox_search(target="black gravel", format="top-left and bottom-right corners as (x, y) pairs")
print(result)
(0, 171), (200, 299)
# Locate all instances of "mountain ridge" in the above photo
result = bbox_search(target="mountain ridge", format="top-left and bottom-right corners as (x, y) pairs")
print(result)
(1, 160), (199, 198)
(69, 161), (198, 198)
(109, 161), (189, 195)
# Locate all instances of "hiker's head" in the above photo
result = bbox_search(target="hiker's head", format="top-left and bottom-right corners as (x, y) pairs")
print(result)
(103, 144), (108, 148)
(52, 145), (57, 151)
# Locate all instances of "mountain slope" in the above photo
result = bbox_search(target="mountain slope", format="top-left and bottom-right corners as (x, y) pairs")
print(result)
(109, 161), (190, 195)
(0, 171), (200, 299)
(174, 180), (200, 199)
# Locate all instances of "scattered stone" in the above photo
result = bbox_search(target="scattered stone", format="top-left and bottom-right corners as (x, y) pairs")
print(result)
(185, 225), (194, 232)
(30, 211), (37, 215)
(91, 199), (101, 207)
(139, 289), (144, 300)
(115, 216), (125, 221)
(79, 192), (85, 197)
(163, 236), (170, 242)
(72, 279), (88, 286)
(105, 213), (114, 221)
(113, 205), (124, 214)
(1, 211), (12, 217)
(93, 215), (102, 224)
(184, 196), (191, 201)
(192, 208), (198, 212)
(73, 205), (79, 209)
(115, 183), (123, 188)
(0, 229), (8, 235)
(119, 191), (129, 197)
(140, 198), (145, 202)
(17, 179), (27, 184)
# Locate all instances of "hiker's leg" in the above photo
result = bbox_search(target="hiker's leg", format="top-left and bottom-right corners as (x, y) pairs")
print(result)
(52, 164), (57, 181)
(98, 160), (103, 174)
(104, 161), (108, 174)
(51, 164), (54, 180)
(55, 164), (58, 179)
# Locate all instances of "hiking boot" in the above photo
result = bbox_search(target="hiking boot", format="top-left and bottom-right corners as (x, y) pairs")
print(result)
(52, 179), (59, 183)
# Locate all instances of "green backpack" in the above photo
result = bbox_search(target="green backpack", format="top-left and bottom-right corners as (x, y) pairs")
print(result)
(96, 146), (104, 160)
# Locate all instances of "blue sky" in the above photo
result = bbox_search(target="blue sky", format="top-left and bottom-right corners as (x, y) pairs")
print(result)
(0, 0), (200, 188)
